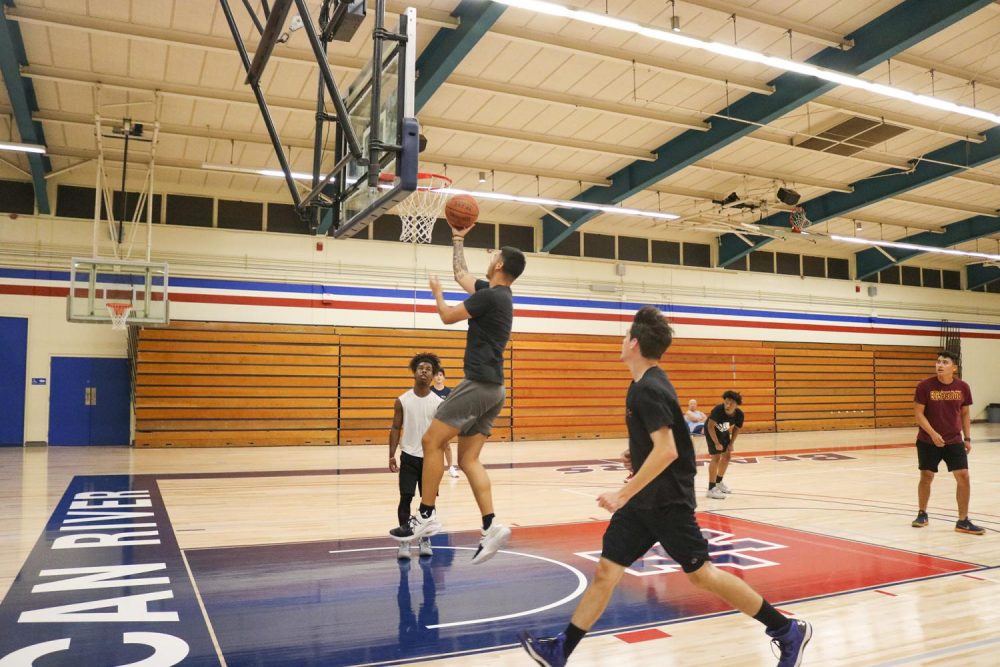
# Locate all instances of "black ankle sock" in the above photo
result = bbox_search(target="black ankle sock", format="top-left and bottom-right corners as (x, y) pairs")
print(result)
(482, 513), (495, 530)
(418, 504), (434, 519)
(709, 482), (717, 489)
(716, 475), (724, 483)
(753, 600), (790, 633)
(564, 623), (587, 656)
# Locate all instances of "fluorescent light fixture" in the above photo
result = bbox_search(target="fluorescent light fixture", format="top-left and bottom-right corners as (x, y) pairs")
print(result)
(492, 0), (1000, 126)
(441, 186), (680, 221)
(830, 234), (1000, 262)
(0, 141), (46, 154)
(202, 162), (315, 180)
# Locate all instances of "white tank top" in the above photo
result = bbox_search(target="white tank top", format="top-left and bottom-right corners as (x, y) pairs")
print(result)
(398, 389), (443, 457)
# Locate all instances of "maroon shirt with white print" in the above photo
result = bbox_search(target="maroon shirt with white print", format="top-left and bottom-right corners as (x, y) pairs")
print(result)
(914, 376), (972, 445)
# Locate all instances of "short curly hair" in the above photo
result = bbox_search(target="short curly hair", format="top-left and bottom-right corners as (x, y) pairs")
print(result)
(409, 352), (442, 374)
(722, 390), (743, 405)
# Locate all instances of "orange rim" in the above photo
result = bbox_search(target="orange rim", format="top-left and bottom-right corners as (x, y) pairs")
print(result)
(379, 172), (452, 191)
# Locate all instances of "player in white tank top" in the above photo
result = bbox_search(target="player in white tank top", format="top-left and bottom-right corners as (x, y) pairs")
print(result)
(389, 353), (443, 559)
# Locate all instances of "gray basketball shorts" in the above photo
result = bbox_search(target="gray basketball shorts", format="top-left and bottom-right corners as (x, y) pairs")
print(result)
(435, 379), (506, 437)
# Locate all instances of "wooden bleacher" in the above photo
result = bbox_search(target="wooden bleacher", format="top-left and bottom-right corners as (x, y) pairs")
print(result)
(131, 321), (937, 446)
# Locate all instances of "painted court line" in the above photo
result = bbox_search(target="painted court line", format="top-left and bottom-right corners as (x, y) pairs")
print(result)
(870, 636), (1000, 666)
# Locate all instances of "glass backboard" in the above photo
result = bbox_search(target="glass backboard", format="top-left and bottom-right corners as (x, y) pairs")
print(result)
(67, 258), (169, 326)
(333, 7), (419, 238)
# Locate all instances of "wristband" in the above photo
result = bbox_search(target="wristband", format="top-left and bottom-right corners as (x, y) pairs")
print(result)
(964, 437), (971, 442)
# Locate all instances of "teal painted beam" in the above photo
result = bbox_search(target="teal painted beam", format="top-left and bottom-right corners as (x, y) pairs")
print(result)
(967, 264), (1000, 290)
(855, 216), (1000, 280)
(0, 5), (51, 213)
(414, 1), (505, 112)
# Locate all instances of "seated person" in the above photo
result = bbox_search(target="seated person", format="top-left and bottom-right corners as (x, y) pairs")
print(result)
(685, 398), (707, 435)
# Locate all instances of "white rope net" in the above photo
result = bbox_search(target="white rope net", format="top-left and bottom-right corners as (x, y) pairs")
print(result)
(397, 173), (453, 243)
(107, 302), (133, 331)
(790, 207), (808, 233)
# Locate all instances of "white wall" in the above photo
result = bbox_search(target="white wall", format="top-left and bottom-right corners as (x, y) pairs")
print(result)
(3, 215), (999, 443)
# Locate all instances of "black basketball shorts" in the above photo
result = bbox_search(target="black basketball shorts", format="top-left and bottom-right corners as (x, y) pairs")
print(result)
(398, 451), (424, 496)
(601, 502), (710, 574)
(916, 439), (968, 472)
(706, 437), (730, 455)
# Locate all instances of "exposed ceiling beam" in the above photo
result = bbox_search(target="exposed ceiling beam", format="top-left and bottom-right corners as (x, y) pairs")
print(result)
(891, 52), (1000, 92)
(418, 152), (611, 186)
(539, 0), (994, 253)
(966, 263), (1000, 290)
(420, 115), (655, 161)
(444, 75), (709, 131)
(893, 194), (999, 217)
(689, 161), (854, 193)
(485, 23), (773, 95)
(681, 0), (853, 50)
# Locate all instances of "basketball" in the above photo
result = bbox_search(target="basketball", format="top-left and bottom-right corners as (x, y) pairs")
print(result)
(445, 194), (479, 230)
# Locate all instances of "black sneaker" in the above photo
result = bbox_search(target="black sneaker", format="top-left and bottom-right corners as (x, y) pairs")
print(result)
(955, 518), (985, 535)
(911, 511), (928, 528)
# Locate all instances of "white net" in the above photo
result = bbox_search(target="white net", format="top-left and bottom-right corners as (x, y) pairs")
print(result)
(107, 302), (133, 331)
(790, 207), (808, 233)
(397, 173), (453, 243)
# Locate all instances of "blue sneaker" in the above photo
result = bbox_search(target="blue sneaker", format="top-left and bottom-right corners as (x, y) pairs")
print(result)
(767, 619), (812, 667)
(518, 630), (567, 667)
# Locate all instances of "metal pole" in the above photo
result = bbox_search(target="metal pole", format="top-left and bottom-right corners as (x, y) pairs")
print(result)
(118, 128), (128, 244)
(367, 0), (386, 188)
(218, 0), (303, 207)
(293, 0), (363, 158)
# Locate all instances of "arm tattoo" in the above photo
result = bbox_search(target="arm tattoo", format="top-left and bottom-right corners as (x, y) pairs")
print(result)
(453, 237), (469, 281)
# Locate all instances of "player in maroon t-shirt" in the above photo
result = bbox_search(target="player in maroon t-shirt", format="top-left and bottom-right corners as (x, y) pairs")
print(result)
(912, 350), (984, 535)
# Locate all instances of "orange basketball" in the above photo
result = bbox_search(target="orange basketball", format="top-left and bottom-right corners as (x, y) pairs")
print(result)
(445, 194), (479, 230)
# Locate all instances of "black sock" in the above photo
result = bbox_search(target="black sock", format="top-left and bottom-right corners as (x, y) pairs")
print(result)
(563, 623), (587, 656)
(418, 504), (434, 519)
(709, 482), (716, 489)
(753, 600), (790, 633)
(716, 475), (724, 484)
(482, 513), (495, 530)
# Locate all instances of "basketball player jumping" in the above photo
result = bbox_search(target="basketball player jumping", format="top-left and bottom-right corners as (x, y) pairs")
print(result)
(519, 307), (811, 667)
(389, 353), (444, 560)
(389, 222), (526, 565)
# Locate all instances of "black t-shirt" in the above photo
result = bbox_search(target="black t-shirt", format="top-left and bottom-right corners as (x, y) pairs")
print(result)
(461, 279), (513, 384)
(430, 386), (451, 399)
(708, 404), (745, 447)
(625, 366), (697, 510)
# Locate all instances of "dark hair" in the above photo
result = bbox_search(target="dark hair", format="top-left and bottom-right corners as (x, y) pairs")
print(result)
(499, 246), (526, 280)
(722, 390), (743, 405)
(436, 368), (446, 377)
(937, 350), (960, 365)
(629, 306), (673, 359)
(409, 352), (441, 374)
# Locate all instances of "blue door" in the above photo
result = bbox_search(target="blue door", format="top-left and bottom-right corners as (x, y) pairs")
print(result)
(0, 317), (28, 446)
(49, 357), (131, 446)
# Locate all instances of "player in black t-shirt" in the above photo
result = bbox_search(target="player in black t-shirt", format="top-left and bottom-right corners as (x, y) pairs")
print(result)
(389, 223), (527, 566)
(706, 390), (745, 499)
(519, 307), (811, 667)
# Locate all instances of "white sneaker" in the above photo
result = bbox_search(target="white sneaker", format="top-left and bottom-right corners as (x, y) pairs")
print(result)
(716, 481), (732, 494)
(418, 537), (433, 557)
(706, 487), (726, 499)
(448, 466), (460, 478)
(471, 521), (512, 564)
(397, 541), (411, 560)
(389, 511), (442, 542)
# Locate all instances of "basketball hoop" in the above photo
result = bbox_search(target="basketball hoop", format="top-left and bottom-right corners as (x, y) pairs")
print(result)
(789, 206), (808, 233)
(383, 172), (452, 243)
(107, 302), (133, 331)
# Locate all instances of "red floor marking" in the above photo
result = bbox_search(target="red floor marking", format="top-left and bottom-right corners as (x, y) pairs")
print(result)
(615, 628), (670, 644)
(874, 589), (898, 597)
(962, 574), (987, 581)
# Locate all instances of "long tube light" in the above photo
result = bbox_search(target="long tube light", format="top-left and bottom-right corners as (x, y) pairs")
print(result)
(492, 0), (1000, 126)
(0, 141), (47, 154)
(441, 187), (680, 221)
(829, 234), (1000, 262)
(202, 162), (313, 180)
